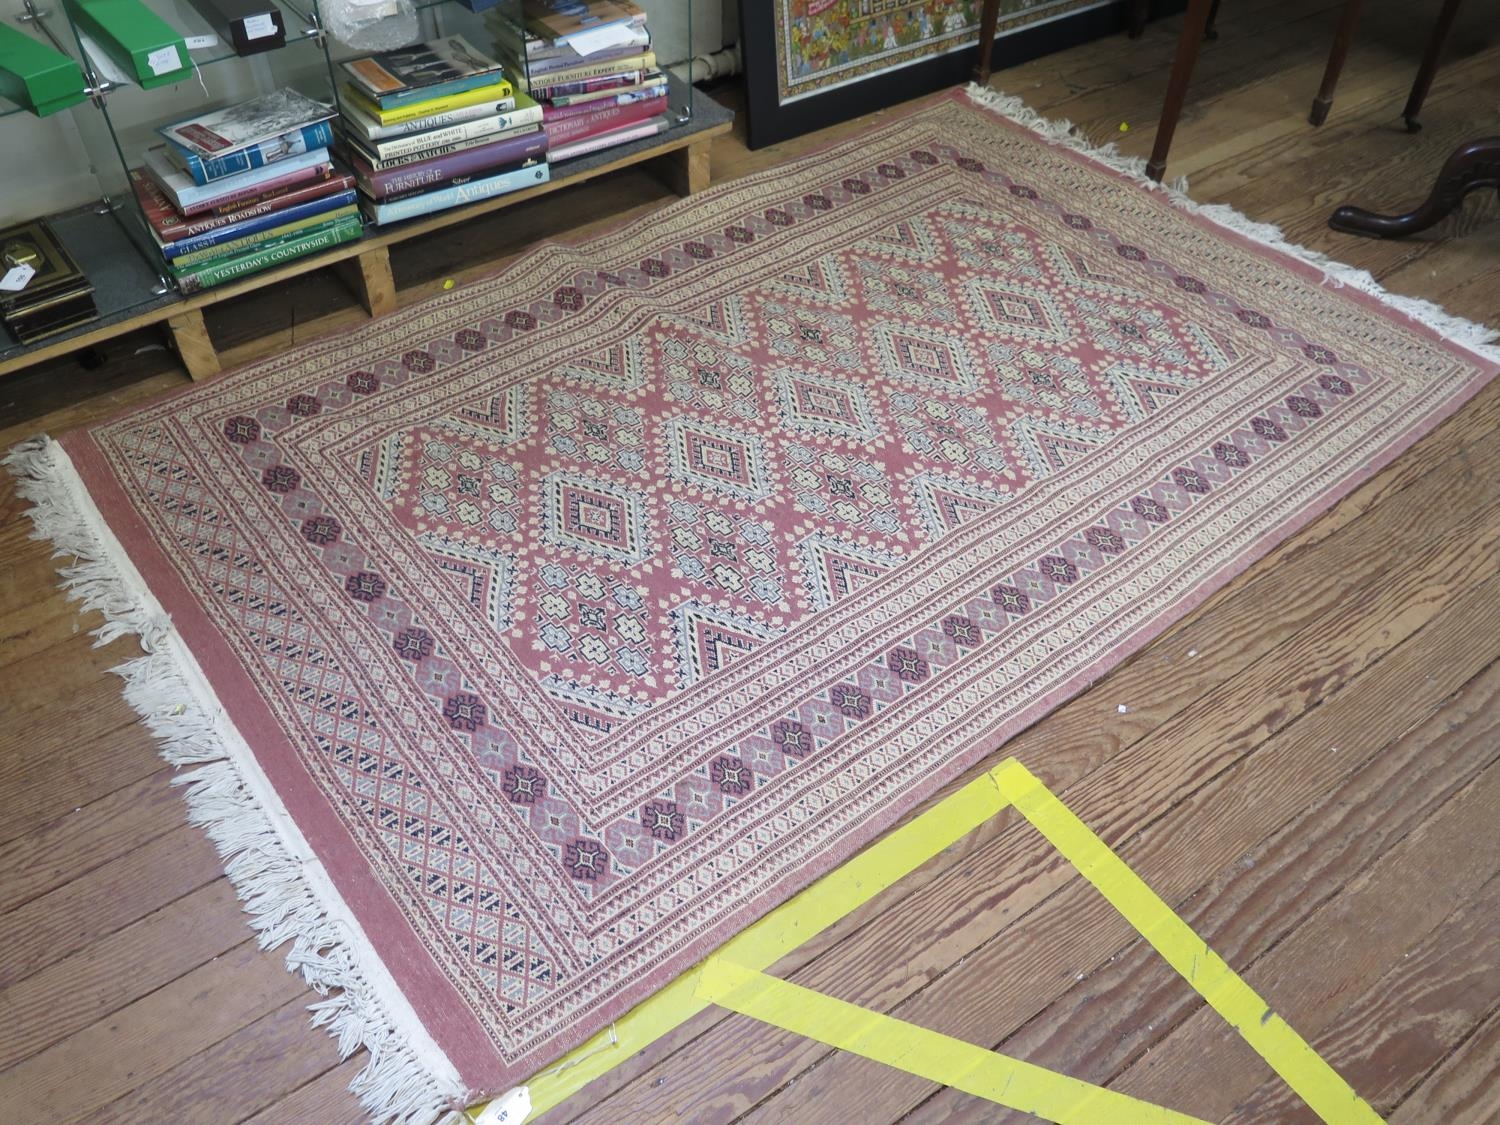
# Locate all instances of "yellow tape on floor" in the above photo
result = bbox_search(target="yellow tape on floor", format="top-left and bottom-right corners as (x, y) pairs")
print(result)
(696, 957), (1209, 1124)
(991, 759), (1384, 1125)
(510, 757), (1383, 1125)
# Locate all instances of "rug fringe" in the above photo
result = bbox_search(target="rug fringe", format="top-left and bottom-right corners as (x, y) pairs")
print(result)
(3, 436), (468, 1125)
(961, 83), (1499, 359)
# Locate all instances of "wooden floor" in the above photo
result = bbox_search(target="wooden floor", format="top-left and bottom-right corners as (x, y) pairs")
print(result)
(3, 1), (1499, 1121)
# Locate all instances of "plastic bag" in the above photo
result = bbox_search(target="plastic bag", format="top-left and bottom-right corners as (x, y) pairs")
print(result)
(322, 0), (420, 52)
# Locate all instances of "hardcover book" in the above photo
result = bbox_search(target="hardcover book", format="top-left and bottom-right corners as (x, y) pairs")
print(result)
(144, 144), (332, 215)
(342, 79), (515, 127)
(130, 166), (357, 242)
(152, 190), (358, 260)
(166, 207), (359, 267)
(351, 129), (547, 200)
(541, 90), (663, 146)
(159, 90), (336, 158)
(547, 114), (665, 162)
(517, 51), (655, 93)
(361, 162), (551, 225)
(342, 36), (506, 108)
(339, 92), (518, 141)
(343, 123), (541, 172)
(522, 0), (646, 45)
(166, 119), (337, 186)
(171, 214), (363, 294)
(345, 93), (541, 161)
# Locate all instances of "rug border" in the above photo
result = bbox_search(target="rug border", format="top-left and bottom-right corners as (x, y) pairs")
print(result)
(2, 436), (467, 1125)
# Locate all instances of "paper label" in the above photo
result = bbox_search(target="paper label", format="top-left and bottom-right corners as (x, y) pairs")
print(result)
(242, 12), (277, 39)
(183, 34), (220, 49)
(471, 1087), (531, 1125)
(146, 45), (184, 77)
(0, 264), (36, 292)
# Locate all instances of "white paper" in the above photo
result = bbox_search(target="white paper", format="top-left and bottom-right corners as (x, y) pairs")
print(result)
(78, 31), (135, 87)
(146, 44), (184, 77)
(242, 12), (277, 39)
(558, 21), (640, 56)
(183, 34), (221, 49)
(0, 264), (36, 292)
(471, 1087), (531, 1125)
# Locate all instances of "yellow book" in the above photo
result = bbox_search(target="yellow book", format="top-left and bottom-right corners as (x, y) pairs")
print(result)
(344, 79), (515, 126)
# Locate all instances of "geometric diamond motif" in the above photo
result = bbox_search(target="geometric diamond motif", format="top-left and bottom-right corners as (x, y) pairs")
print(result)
(665, 416), (774, 502)
(671, 600), (782, 686)
(964, 277), (1072, 345)
(540, 471), (650, 564)
(796, 530), (903, 611)
(774, 366), (880, 441)
(871, 321), (981, 393)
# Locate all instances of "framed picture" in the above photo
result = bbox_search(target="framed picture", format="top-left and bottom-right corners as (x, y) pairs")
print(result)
(740, 0), (1134, 149)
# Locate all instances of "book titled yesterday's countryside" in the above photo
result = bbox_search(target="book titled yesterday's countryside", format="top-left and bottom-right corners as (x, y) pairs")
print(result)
(171, 215), (363, 293)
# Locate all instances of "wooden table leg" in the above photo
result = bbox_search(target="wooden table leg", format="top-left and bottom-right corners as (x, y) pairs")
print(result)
(1402, 0), (1464, 132)
(973, 0), (1002, 83)
(655, 137), (713, 197)
(336, 245), (398, 318)
(167, 307), (221, 381)
(1146, 0), (1217, 183)
(1309, 0), (1367, 126)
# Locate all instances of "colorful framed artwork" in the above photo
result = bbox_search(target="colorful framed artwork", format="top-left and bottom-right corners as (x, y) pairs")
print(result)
(740, 0), (1135, 148)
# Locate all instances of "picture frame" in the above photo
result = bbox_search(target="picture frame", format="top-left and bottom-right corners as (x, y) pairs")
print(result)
(739, 0), (1140, 149)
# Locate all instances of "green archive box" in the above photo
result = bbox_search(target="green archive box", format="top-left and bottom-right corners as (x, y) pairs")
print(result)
(0, 23), (87, 115)
(62, 0), (192, 89)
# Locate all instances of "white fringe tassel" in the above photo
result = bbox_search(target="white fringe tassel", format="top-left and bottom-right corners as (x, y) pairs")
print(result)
(4, 436), (467, 1125)
(962, 83), (1499, 358)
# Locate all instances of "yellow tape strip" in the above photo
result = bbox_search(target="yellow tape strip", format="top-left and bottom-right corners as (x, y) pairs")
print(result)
(697, 957), (1209, 1125)
(522, 770), (1010, 1113)
(992, 759), (1384, 1125)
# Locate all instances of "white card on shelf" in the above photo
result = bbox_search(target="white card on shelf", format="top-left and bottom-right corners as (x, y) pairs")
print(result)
(146, 45), (184, 76)
(184, 34), (220, 49)
(0, 263), (37, 292)
(243, 13), (277, 39)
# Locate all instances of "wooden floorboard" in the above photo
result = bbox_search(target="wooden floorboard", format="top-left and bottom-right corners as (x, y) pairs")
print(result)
(0, 0), (1496, 1120)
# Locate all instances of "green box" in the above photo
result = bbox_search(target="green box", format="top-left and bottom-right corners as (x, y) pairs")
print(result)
(0, 23), (87, 115)
(62, 0), (192, 90)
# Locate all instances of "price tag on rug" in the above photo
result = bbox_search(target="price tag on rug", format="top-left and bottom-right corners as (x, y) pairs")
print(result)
(470, 1087), (530, 1125)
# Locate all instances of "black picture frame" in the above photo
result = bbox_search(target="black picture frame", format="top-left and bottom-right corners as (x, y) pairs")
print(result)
(739, 1), (1174, 150)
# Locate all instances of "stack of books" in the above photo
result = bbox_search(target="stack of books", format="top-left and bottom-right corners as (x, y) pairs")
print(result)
(337, 36), (550, 226)
(0, 218), (98, 344)
(132, 90), (361, 295)
(489, 0), (670, 163)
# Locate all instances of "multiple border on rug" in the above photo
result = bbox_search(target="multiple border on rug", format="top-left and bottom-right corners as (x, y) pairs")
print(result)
(9, 85), (1497, 1124)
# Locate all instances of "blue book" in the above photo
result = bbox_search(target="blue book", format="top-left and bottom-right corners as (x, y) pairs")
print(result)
(158, 188), (359, 261)
(168, 119), (337, 186)
(361, 161), (550, 225)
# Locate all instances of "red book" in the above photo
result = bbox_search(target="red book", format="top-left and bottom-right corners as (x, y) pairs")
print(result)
(130, 166), (357, 242)
(351, 129), (547, 201)
(541, 93), (665, 147)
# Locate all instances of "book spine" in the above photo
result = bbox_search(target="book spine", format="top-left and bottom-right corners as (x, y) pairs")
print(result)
(185, 120), (336, 185)
(161, 188), (357, 258)
(549, 76), (664, 107)
(359, 80), (515, 125)
(183, 159), (333, 215)
(530, 71), (644, 100)
(524, 52), (655, 90)
(352, 96), (520, 139)
(361, 132), (546, 199)
(207, 169), (356, 219)
(366, 105), (541, 160)
(549, 118), (664, 163)
(174, 217), (363, 294)
(364, 163), (550, 224)
(359, 125), (539, 171)
(377, 71), (505, 110)
(542, 94), (663, 145)
(168, 209), (357, 267)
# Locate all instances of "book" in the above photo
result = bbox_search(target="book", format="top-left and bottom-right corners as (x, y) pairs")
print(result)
(527, 69), (649, 101)
(342, 36), (506, 109)
(352, 129), (547, 199)
(362, 162), (551, 224)
(345, 93), (540, 160)
(517, 51), (655, 92)
(548, 115), (665, 162)
(339, 92), (518, 141)
(166, 119), (336, 185)
(522, 0), (647, 45)
(542, 90), (663, 147)
(343, 122), (541, 172)
(159, 89), (335, 158)
(130, 166), (357, 241)
(166, 207), (359, 267)
(549, 71), (665, 106)
(343, 79), (515, 127)
(487, 9), (648, 62)
(157, 200), (359, 263)
(144, 144), (332, 215)
(171, 215), (363, 294)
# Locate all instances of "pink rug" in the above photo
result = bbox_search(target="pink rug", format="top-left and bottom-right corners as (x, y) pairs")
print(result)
(12, 86), (1497, 1121)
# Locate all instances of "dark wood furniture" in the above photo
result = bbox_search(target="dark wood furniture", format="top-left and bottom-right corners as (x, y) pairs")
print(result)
(1330, 136), (1500, 237)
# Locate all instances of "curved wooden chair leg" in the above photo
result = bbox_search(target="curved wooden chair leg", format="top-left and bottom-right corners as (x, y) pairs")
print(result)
(1329, 137), (1500, 238)
(1402, 0), (1464, 132)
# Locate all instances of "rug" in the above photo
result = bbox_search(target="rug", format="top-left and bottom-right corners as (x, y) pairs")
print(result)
(10, 86), (1497, 1122)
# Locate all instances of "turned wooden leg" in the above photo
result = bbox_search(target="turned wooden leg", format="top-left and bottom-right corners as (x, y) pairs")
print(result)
(167, 307), (221, 381)
(1329, 136), (1500, 238)
(1402, 0), (1464, 132)
(1309, 0), (1367, 126)
(1147, 0), (1217, 183)
(973, 0), (1002, 83)
(1127, 0), (1148, 39)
